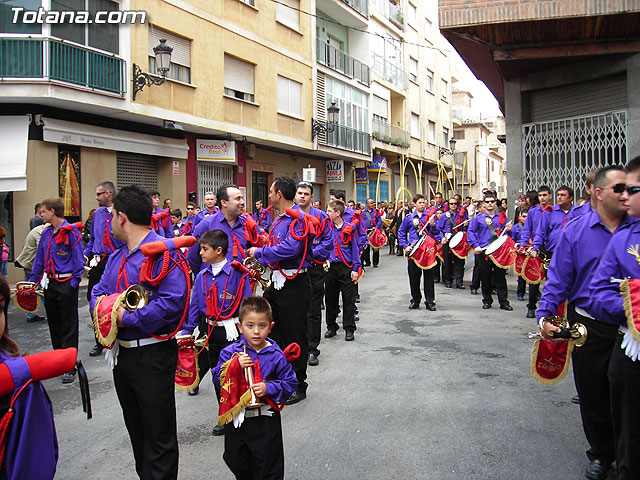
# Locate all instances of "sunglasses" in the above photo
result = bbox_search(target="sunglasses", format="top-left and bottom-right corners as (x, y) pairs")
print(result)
(298, 181), (313, 188)
(449, 202), (457, 205)
(485, 200), (496, 204)
(96, 191), (107, 197)
(606, 183), (640, 195)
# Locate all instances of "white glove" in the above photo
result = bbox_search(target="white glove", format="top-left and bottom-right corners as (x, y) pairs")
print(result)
(271, 270), (286, 290)
(89, 255), (100, 268)
(39, 273), (49, 290)
(620, 326), (640, 362)
(104, 341), (120, 369)
(232, 409), (245, 429)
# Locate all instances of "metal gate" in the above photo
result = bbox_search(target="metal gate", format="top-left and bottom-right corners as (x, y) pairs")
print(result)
(116, 152), (159, 191)
(522, 110), (628, 196)
(197, 162), (234, 206)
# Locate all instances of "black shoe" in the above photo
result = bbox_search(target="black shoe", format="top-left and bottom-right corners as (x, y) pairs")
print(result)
(308, 353), (319, 366)
(355, 295), (361, 303)
(26, 314), (45, 323)
(500, 304), (514, 311)
(286, 390), (307, 405)
(396, 252), (403, 256)
(526, 308), (536, 318)
(345, 331), (354, 341)
(408, 302), (420, 310)
(188, 386), (200, 396)
(482, 304), (492, 310)
(62, 370), (76, 384)
(572, 395), (580, 404)
(89, 344), (104, 357)
(585, 459), (610, 480)
(434, 279), (440, 284)
(373, 265), (379, 268)
(470, 288), (479, 295)
(517, 294), (525, 301)
(444, 283), (452, 288)
(425, 303), (437, 311)
(324, 330), (337, 338)
(363, 262), (371, 267)
(354, 313), (359, 322)
(456, 284), (465, 289)
(212, 424), (225, 436)
(492, 288), (498, 294)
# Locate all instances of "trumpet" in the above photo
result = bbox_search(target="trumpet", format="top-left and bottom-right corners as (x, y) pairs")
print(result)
(243, 346), (264, 409)
(11, 281), (44, 296)
(122, 284), (150, 311)
(540, 316), (588, 347)
(243, 257), (272, 290)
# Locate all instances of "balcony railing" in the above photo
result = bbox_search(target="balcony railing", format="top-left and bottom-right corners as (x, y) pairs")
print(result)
(319, 120), (371, 154)
(316, 38), (370, 85)
(371, 53), (408, 90)
(340, 0), (368, 16)
(372, 117), (409, 148)
(0, 37), (126, 96)
(370, 0), (405, 29)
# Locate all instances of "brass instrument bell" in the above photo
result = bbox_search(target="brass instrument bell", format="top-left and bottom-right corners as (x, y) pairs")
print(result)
(541, 316), (588, 347)
(243, 346), (264, 409)
(243, 257), (272, 290)
(123, 284), (149, 311)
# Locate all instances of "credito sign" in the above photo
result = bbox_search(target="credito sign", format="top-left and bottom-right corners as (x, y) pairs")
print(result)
(196, 139), (237, 164)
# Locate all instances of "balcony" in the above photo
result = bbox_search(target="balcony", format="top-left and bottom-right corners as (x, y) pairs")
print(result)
(318, 120), (371, 154)
(340, 0), (368, 17)
(0, 37), (126, 96)
(370, 0), (405, 29)
(316, 38), (370, 85)
(371, 53), (408, 90)
(372, 117), (409, 148)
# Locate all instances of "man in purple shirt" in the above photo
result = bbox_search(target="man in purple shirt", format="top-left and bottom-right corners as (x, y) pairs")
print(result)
(253, 200), (272, 232)
(588, 159), (640, 480)
(467, 193), (513, 311)
(438, 197), (467, 289)
(248, 177), (313, 405)
(532, 186), (574, 254)
(84, 181), (125, 358)
(149, 189), (174, 238)
(194, 191), (219, 227)
(361, 198), (382, 268)
(293, 182), (332, 367)
(539, 166), (630, 480)
(29, 197), (84, 383)
(398, 194), (441, 311)
(90, 185), (190, 479)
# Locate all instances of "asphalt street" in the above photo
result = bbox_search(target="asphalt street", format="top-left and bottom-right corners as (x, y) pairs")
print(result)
(9, 252), (604, 480)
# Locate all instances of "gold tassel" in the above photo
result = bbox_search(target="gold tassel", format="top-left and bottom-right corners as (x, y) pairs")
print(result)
(620, 279), (640, 343)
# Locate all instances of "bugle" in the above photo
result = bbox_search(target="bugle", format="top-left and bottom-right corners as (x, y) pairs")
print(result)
(243, 257), (272, 290)
(243, 346), (264, 409)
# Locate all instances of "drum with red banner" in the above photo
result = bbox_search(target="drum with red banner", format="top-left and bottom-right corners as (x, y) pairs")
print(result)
(368, 228), (387, 250)
(409, 235), (437, 270)
(522, 255), (546, 284)
(513, 246), (528, 277)
(13, 282), (42, 314)
(485, 235), (516, 269)
(449, 231), (471, 259)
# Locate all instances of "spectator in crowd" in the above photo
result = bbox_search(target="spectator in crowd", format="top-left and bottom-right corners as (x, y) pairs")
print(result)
(83, 208), (96, 245)
(29, 203), (44, 230)
(163, 199), (172, 210)
(0, 227), (8, 279)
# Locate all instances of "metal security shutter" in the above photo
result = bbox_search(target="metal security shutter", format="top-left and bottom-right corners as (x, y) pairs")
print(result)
(197, 163), (234, 206)
(528, 74), (627, 122)
(116, 152), (159, 191)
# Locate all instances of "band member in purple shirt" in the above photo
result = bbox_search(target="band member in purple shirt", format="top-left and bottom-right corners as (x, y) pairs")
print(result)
(90, 185), (190, 480)
(247, 177), (313, 405)
(193, 191), (220, 227)
(361, 198), (382, 268)
(253, 200), (272, 232)
(438, 197), (467, 289)
(29, 197), (84, 383)
(467, 193), (513, 311)
(538, 166), (631, 480)
(398, 194), (441, 311)
(532, 186), (574, 254)
(85, 181), (125, 358)
(589, 158), (640, 480)
(149, 189), (174, 238)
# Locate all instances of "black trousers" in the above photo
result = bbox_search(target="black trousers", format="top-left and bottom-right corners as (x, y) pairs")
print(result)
(478, 254), (508, 306)
(569, 308), (617, 465)
(516, 277), (526, 297)
(223, 412), (284, 480)
(263, 272), (311, 394)
(609, 333), (640, 479)
(362, 245), (379, 267)
(307, 264), (326, 356)
(526, 283), (540, 311)
(407, 259), (435, 305)
(195, 324), (233, 398)
(44, 279), (79, 351)
(325, 262), (356, 334)
(433, 258), (441, 282)
(471, 253), (482, 290)
(442, 246), (464, 286)
(113, 340), (179, 480)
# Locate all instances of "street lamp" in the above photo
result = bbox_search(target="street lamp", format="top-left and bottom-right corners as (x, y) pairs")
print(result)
(438, 138), (456, 159)
(311, 101), (340, 140)
(132, 39), (173, 101)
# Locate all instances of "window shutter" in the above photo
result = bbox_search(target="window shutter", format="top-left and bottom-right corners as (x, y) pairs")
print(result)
(148, 27), (190, 67)
(372, 95), (387, 118)
(224, 55), (255, 95)
(411, 113), (420, 138)
(276, 0), (300, 30)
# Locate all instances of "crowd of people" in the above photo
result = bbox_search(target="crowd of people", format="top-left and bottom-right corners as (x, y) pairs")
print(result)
(2, 161), (640, 480)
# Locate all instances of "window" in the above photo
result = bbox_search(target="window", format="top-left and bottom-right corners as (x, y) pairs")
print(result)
(51, 0), (119, 54)
(426, 69), (434, 92)
(411, 113), (420, 139)
(409, 58), (418, 84)
(442, 127), (449, 146)
(427, 121), (436, 143)
(277, 75), (302, 117)
(224, 54), (255, 102)
(425, 17), (432, 36)
(441, 79), (448, 101)
(325, 76), (369, 133)
(408, 3), (417, 27)
(369, 179), (389, 202)
(453, 129), (465, 140)
(356, 184), (367, 204)
(276, 0), (300, 31)
(1, 0), (41, 33)
(149, 27), (191, 83)
(372, 95), (388, 122)
(239, 0), (255, 5)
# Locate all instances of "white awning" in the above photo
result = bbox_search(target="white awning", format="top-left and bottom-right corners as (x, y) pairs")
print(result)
(42, 117), (189, 159)
(0, 116), (29, 192)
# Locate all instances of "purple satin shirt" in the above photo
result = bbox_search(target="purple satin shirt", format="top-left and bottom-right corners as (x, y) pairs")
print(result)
(362, 209), (382, 230)
(292, 205), (332, 263)
(83, 206), (124, 257)
(213, 336), (298, 403)
(532, 204), (573, 252)
(589, 217), (640, 325)
(153, 208), (174, 238)
(193, 207), (220, 228)
(537, 209), (635, 320)
(437, 210), (466, 235)
(183, 261), (252, 333)
(253, 208), (272, 231)
(568, 202), (594, 221)
(467, 213), (510, 249)
(521, 205), (546, 242)
(343, 207), (367, 249)
(0, 352), (58, 480)
(254, 211), (314, 270)
(29, 221), (84, 288)
(328, 221), (361, 272)
(398, 210), (442, 249)
(89, 230), (189, 340)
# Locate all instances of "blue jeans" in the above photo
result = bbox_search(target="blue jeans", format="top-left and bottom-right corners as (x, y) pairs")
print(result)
(24, 269), (44, 319)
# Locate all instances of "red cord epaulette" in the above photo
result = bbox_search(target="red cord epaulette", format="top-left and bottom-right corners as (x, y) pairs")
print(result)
(230, 260), (247, 273)
(56, 222), (83, 245)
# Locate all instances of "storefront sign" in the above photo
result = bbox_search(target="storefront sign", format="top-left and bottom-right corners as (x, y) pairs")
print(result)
(172, 161), (180, 175)
(369, 155), (387, 173)
(302, 168), (316, 183)
(355, 167), (368, 184)
(196, 139), (237, 164)
(326, 160), (344, 183)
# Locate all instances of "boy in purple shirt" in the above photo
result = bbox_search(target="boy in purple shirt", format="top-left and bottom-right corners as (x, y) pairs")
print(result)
(213, 297), (297, 480)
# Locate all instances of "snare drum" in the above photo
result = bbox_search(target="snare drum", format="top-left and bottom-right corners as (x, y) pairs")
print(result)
(484, 235), (516, 269)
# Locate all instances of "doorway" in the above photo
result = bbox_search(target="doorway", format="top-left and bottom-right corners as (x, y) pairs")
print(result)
(252, 171), (270, 213)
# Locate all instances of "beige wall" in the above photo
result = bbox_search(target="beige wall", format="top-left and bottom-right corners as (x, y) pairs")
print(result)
(80, 147), (118, 218)
(158, 158), (187, 210)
